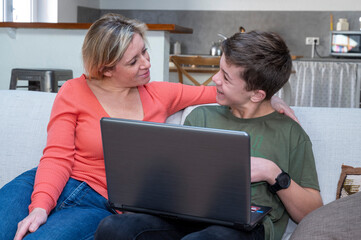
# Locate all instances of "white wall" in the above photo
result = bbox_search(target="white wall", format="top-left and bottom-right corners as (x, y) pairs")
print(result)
(58, 0), (100, 22)
(99, 0), (361, 11)
(0, 27), (170, 90)
(0, 28), (87, 90)
(55, 0), (361, 22)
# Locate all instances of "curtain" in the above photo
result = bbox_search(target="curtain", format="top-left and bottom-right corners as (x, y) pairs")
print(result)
(277, 61), (361, 108)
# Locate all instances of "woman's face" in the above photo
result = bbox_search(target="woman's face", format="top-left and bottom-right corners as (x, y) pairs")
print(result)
(105, 33), (151, 87)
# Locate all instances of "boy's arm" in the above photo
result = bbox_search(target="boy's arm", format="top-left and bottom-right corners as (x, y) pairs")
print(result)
(251, 157), (323, 223)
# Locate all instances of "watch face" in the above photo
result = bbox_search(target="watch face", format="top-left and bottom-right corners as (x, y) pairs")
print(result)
(278, 172), (291, 188)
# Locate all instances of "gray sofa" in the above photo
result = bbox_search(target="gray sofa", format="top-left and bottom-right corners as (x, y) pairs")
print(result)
(1, 89), (361, 239)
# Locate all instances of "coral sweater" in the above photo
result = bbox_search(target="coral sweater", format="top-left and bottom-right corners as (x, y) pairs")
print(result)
(29, 75), (216, 214)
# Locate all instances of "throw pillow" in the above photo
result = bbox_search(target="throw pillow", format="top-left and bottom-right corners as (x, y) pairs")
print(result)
(336, 164), (361, 199)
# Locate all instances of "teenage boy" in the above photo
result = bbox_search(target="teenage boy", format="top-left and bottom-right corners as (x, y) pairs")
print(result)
(183, 31), (323, 239)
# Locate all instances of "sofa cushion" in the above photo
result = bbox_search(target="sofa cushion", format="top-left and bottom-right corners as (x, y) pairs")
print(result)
(291, 107), (361, 205)
(0, 90), (56, 187)
(290, 192), (361, 240)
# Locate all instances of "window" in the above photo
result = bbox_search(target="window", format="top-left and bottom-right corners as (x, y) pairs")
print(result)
(1, 0), (33, 22)
(0, 1), (3, 21)
(12, 0), (33, 22)
(0, 0), (57, 22)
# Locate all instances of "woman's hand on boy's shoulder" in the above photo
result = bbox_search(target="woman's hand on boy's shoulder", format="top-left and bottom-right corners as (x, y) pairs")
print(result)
(270, 96), (299, 124)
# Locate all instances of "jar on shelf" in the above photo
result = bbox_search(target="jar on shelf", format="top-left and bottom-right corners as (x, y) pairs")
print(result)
(173, 41), (181, 55)
(336, 18), (349, 31)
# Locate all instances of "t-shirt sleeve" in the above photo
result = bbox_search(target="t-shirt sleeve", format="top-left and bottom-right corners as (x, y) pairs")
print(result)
(184, 106), (207, 127)
(289, 125), (320, 191)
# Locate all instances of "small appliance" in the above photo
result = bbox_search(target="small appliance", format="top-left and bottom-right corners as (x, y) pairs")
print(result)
(330, 31), (361, 58)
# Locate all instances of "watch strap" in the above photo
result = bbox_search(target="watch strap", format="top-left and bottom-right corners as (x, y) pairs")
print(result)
(268, 170), (290, 194)
(269, 181), (281, 194)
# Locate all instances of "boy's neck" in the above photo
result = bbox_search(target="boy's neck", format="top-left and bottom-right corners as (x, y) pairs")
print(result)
(230, 100), (274, 119)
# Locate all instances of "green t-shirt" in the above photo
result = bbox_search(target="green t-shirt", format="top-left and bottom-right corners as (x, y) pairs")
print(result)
(184, 105), (320, 240)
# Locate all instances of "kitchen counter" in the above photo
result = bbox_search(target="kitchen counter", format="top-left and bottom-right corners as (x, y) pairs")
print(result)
(168, 55), (361, 108)
(295, 57), (361, 63)
(168, 55), (303, 74)
(0, 22), (193, 33)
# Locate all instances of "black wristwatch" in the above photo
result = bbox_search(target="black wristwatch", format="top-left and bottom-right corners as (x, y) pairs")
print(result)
(268, 170), (291, 194)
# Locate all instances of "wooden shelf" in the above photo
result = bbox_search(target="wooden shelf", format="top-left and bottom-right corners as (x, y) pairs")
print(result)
(0, 22), (193, 34)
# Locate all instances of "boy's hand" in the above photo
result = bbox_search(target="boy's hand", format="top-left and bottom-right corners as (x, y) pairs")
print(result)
(251, 157), (281, 184)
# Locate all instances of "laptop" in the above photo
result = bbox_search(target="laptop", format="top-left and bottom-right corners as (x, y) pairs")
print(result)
(100, 117), (272, 231)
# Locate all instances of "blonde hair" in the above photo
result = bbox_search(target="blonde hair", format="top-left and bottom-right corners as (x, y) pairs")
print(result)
(82, 13), (148, 80)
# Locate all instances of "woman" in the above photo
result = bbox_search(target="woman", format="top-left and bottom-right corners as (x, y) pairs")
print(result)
(0, 14), (294, 240)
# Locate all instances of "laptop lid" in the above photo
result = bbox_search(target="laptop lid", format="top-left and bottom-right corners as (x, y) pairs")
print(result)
(101, 117), (271, 230)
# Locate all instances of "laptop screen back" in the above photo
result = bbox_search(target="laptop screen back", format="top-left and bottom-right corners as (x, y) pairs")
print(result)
(101, 118), (251, 226)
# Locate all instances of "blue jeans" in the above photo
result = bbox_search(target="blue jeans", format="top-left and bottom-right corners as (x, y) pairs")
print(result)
(94, 213), (265, 240)
(0, 168), (114, 240)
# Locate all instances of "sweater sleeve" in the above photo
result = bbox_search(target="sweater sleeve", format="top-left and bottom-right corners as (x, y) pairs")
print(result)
(146, 82), (217, 116)
(29, 81), (78, 214)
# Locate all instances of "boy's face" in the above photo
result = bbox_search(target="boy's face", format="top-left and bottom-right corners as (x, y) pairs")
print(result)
(212, 55), (254, 108)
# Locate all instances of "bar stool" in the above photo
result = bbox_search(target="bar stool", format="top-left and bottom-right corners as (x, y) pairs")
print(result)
(9, 68), (73, 93)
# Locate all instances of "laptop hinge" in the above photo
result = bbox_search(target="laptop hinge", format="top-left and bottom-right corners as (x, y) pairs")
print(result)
(233, 222), (256, 231)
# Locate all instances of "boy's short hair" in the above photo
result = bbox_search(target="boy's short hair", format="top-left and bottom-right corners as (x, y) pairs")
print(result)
(221, 31), (292, 100)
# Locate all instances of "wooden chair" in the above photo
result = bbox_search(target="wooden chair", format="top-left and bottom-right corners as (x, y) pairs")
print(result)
(170, 55), (220, 86)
